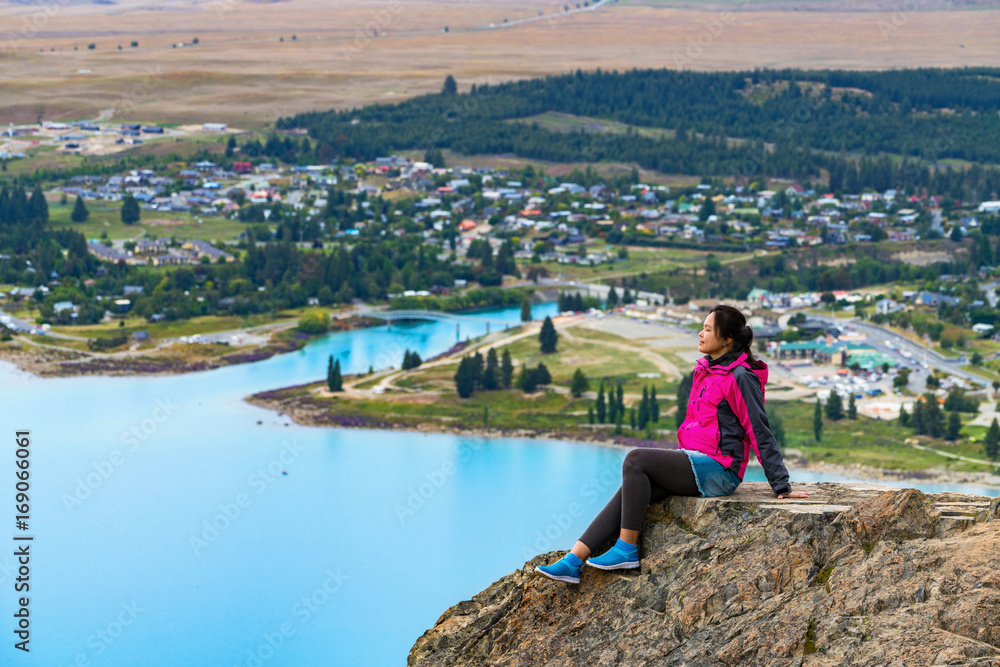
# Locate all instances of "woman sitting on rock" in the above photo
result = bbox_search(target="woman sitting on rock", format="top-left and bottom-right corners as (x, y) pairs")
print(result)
(535, 304), (810, 584)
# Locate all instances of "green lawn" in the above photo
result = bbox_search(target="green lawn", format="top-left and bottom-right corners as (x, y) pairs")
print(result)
(47, 201), (252, 242)
(772, 401), (998, 474)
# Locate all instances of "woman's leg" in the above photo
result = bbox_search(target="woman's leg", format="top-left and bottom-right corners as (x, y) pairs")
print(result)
(573, 448), (697, 558)
(620, 449), (698, 535)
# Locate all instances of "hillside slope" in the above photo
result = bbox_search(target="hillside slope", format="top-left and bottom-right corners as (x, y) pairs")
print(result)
(409, 482), (999, 666)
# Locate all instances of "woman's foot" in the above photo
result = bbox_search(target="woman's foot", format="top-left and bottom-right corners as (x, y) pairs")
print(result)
(534, 552), (582, 584)
(585, 538), (640, 570)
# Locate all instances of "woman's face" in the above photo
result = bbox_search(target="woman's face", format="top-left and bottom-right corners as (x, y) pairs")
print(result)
(698, 312), (731, 358)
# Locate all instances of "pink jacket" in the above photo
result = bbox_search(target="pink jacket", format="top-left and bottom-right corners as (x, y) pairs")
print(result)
(677, 352), (791, 495)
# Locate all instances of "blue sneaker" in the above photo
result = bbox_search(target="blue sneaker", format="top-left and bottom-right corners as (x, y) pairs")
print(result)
(534, 554), (581, 584)
(586, 539), (640, 571)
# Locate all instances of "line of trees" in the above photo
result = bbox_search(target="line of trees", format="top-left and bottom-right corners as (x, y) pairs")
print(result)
(454, 348), (513, 398)
(518, 361), (551, 393)
(557, 292), (601, 312)
(279, 67), (1000, 188)
(327, 355), (343, 391)
(402, 349), (422, 370)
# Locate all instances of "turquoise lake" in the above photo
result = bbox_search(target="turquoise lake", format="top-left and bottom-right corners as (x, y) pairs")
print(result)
(0, 302), (996, 666)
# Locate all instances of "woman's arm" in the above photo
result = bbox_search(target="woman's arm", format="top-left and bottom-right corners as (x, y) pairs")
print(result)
(731, 369), (794, 497)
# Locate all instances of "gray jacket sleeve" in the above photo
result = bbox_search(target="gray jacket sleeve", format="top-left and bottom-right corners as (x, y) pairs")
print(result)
(733, 369), (791, 496)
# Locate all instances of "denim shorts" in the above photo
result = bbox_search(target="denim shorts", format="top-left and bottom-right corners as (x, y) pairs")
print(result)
(683, 450), (742, 497)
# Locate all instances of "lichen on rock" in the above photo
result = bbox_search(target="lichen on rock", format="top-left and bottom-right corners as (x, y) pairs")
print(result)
(408, 482), (1000, 666)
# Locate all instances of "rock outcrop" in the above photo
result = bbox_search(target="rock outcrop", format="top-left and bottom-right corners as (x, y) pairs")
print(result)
(409, 482), (1000, 666)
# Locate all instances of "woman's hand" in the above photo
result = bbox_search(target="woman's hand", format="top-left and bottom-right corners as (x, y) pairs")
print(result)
(776, 490), (811, 499)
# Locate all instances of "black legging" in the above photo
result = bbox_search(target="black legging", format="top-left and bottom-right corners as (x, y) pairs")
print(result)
(578, 449), (699, 552)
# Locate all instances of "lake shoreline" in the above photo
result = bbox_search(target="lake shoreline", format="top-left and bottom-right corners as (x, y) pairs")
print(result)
(0, 314), (384, 378)
(0, 335), (309, 377)
(246, 387), (1000, 494)
(243, 386), (666, 451)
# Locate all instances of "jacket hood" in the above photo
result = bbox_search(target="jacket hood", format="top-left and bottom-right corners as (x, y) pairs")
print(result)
(697, 351), (769, 386)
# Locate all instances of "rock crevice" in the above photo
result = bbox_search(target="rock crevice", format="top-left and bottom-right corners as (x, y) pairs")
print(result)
(409, 482), (1000, 666)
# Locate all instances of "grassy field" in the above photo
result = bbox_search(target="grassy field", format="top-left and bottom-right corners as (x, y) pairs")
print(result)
(2, 0), (998, 126)
(392, 324), (679, 399)
(772, 400), (998, 474)
(532, 247), (757, 283)
(46, 200), (251, 242)
(320, 387), (602, 434)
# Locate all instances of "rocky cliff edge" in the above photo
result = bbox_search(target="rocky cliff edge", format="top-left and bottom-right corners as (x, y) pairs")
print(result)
(409, 482), (1000, 666)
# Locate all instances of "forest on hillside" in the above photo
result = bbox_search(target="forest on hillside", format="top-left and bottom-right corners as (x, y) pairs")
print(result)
(279, 68), (1000, 197)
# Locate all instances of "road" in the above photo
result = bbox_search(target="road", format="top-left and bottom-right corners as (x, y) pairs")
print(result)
(810, 315), (989, 391)
(0, 307), (88, 341)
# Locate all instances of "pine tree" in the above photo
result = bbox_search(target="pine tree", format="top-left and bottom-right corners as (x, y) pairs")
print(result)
(29, 184), (48, 222)
(614, 409), (624, 435)
(847, 393), (857, 419)
(912, 399), (925, 434)
(825, 390), (844, 421)
(813, 399), (823, 442)
(984, 417), (1000, 461)
(500, 348), (513, 389)
(945, 410), (961, 441)
(483, 347), (499, 390)
(650, 385), (659, 422)
(441, 74), (457, 95)
(518, 365), (537, 393)
(539, 316), (558, 353)
(637, 386), (650, 430)
(770, 410), (786, 450)
(596, 381), (606, 423)
(535, 362), (552, 386)
(471, 351), (484, 388)
(455, 356), (476, 398)
(121, 194), (140, 225)
(520, 296), (532, 322)
(588, 406), (595, 424)
(922, 393), (944, 438)
(608, 383), (618, 424)
(630, 405), (637, 430)
(899, 404), (909, 427)
(676, 372), (693, 428)
(570, 368), (589, 397)
(606, 286), (618, 309)
(616, 382), (624, 418)
(71, 194), (89, 222)
(327, 355), (342, 392)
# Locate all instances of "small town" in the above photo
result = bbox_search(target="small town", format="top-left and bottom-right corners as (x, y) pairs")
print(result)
(2, 114), (1000, 477)
(3, 1), (1000, 662)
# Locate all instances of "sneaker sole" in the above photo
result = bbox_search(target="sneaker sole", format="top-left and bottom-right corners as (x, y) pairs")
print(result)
(534, 568), (580, 584)
(585, 560), (640, 571)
